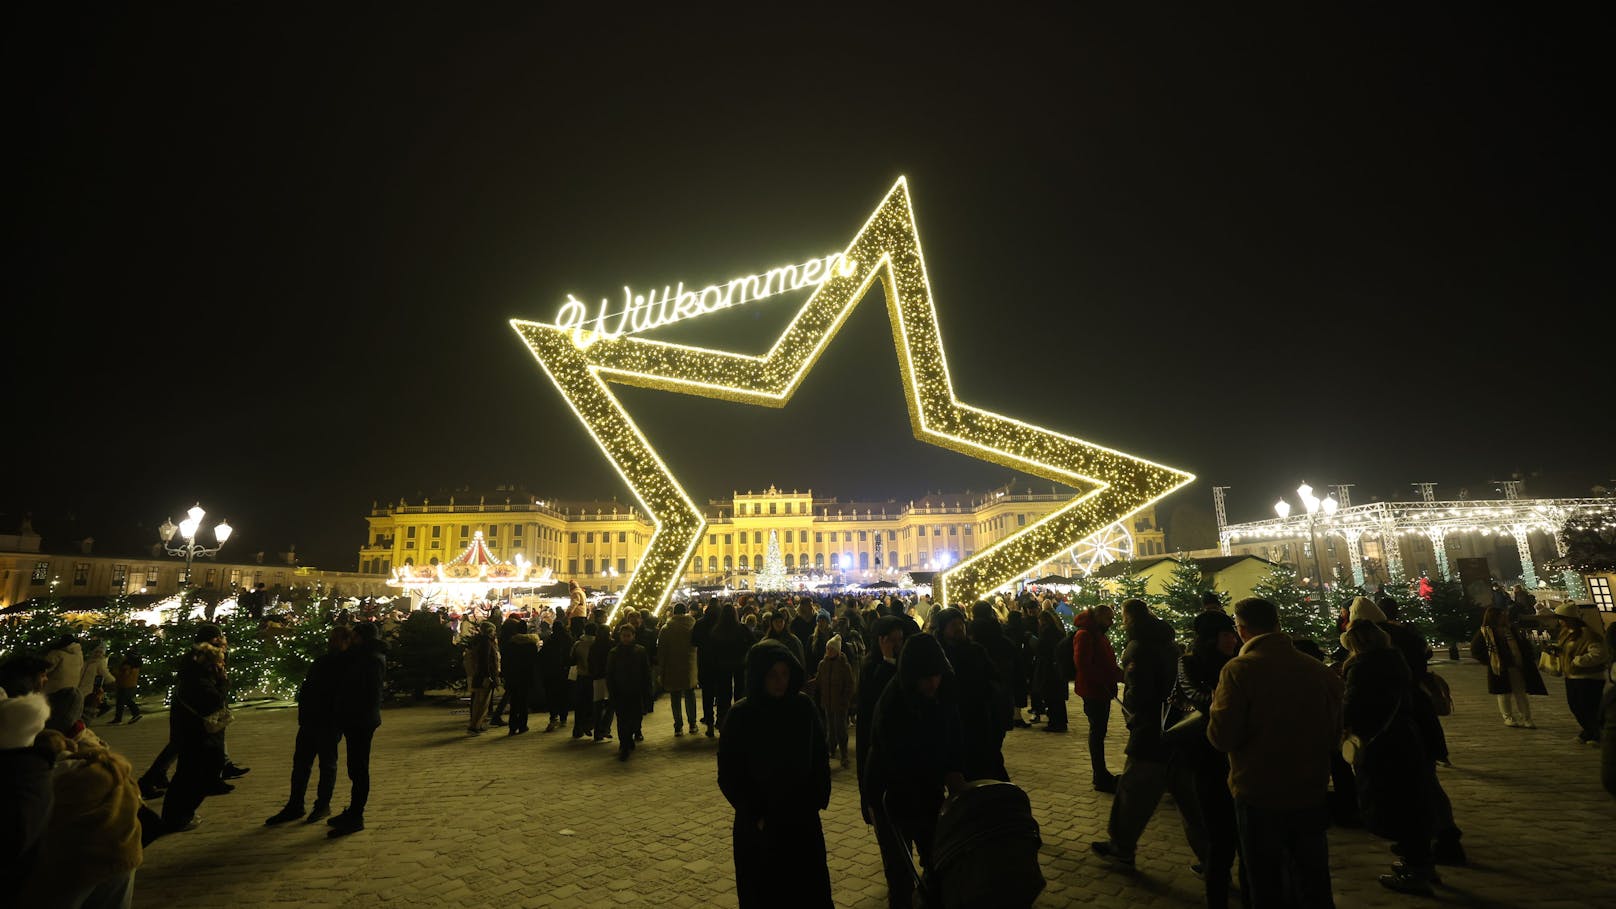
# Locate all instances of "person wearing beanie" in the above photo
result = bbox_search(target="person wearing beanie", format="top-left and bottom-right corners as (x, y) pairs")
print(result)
(1, 689), (54, 896)
(1173, 609), (1242, 906)
(814, 634), (855, 768)
(862, 634), (964, 909)
(717, 640), (832, 907)
(1547, 602), (1608, 746)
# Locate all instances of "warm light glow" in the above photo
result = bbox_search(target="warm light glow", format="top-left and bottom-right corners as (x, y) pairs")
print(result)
(1295, 483), (1313, 502)
(1274, 500), (1291, 519)
(512, 177), (1194, 617)
(1321, 495), (1338, 516)
(214, 520), (233, 543)
(179, 518), (200, 540)
(187, 504), (206, 524)
(159, 518), (177, 542)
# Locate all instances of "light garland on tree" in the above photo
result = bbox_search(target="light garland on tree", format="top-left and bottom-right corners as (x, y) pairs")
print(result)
(512, 177), (1194, 619)
(756, 529), (788, 592)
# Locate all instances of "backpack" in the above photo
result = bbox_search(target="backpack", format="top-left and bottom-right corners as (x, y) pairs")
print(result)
(1057, 630), (1078, 683)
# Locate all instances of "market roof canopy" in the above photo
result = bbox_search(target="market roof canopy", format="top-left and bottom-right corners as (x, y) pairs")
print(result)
(1030, 574), (1073, 585)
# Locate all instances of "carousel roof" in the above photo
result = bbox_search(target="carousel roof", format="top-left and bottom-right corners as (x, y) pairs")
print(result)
(449, 531), (500, 568)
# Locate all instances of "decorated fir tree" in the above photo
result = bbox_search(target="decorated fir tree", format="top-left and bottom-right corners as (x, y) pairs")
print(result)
(756, 529), (788, 592)
(1250, 562), (1336, 642)
(1158, 556), (1216, 633)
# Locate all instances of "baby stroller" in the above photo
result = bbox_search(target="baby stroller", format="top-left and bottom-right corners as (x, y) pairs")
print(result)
(885, 780), (1045, 908)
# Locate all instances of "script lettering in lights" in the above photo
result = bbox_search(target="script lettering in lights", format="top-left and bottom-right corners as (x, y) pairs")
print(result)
(513, 175), (1195, 621)
(554, 252), (858, 347)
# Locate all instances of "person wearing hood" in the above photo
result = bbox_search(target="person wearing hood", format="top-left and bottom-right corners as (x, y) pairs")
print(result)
(1071, 605), (1124, 791)
(605, 623), (652, 761)
(42, 634), (84, 696)
(857, 615), (909, 799)
(1172, 610), (1243, 907)
(764, 610), (807, 669)
(1002, 609), (1032, 728)
(588, 616), (617, 742)
(1031, 610), (1069, 732)
(934, 604), (1010, 782)
(503, 627), (543, 737)
(658, 603), (700, 737)
(718, 639), (833, 907)
(862, 633), (965, 909)
(972, 601), (1024, 733)
(1092, 599), (1208, 872)
(266, 626), (351, 827)
(815, 634), (856, 768)
(1340, 618), (1439, 895)
(162, 624), (231, 833)
(538, 615), (574, 733)
(1, 662), (54, 897)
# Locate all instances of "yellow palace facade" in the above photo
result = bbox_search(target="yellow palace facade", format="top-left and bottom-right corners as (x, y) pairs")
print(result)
(358, 479), (1166, 592)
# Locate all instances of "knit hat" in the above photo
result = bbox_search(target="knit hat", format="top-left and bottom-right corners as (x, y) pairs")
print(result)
(825, 634), (842, 657)
(0, 690), (50, 750)
(193, 623), (223, 643)
(1348, 596), (1387, 623)
(1192, 610), (1236, 641)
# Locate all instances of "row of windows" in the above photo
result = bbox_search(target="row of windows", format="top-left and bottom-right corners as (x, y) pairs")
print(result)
(400, 524), (564, 541)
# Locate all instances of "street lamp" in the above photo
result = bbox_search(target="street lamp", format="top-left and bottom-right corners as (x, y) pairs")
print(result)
(1274, 483), (1338, 594)
(158, 502), (233, 590)
(600, 565), (620, 593)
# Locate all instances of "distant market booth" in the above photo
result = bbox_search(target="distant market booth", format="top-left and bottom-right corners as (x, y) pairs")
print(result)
(389, 531), (556, 610)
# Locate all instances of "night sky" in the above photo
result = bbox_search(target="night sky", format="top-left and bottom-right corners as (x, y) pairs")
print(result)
(6, 6), (1608, 569)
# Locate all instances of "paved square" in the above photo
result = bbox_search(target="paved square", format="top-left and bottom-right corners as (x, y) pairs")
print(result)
(98, 660), (1611, 908)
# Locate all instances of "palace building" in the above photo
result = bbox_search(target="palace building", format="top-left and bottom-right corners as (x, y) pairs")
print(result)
(358, 478), (1167, 592)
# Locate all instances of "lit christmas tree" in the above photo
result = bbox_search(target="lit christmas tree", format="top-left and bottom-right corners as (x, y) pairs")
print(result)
(756, 529), (788, 591)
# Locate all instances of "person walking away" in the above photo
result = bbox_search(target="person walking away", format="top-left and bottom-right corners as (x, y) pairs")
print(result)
(161, 624), (231, 832)
(691, 598), (718, 731)
(718, 640), (833, 908)
(1471, 606), (1548, 728)
(861, 634), (965, 909)
(1170, 610), (1243, 907)
(489, 613), (526, 727)
(970, 601), (1022, 738)
(658, 603), (699, 736)
(464, 621), (499, 735)
(504, 628), (543, 736)
(77, 641), (111, 721)
(328, 621), (386, 837)
(1208, 598), (1342, 908)
(538, 616), (573, 732)
(569, 621), (597, 739)
(605, 624), (651, 761)
(816, 634), (855, 768)
(856, 616), (909, 800)
(588, 617), (616, 742)
(110, 648), (143, 725)
(1032, 611), (1068, 733)
(705, 603), (751, 737)
(1092, 599), (1208, 871)
(1340, 619), (1439, 895)
(265, 626), (350, 826)
(1072, 605), (1123, 792)
(1544, 602), (1608, 745)
(1002, 609), (1032, 727)
(931, 605), (1010, 782)
(41, 635), (84, 696)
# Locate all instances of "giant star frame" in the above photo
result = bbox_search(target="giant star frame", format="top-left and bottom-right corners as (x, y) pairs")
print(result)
(512, 178), (1194, 618)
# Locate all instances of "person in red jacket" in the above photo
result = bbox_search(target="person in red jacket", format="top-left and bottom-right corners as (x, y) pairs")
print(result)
(1072, 605), (1124, 792)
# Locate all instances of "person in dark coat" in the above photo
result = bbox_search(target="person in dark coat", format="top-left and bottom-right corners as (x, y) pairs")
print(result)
(718, 639), (833, 908)
(763, 610), (806, 668)
(1341, 619), (1438, 896)
(161, 625), (231, 832)
(856, 615), (909, 811)
(861, 633), (964, 909)
(588, 618), (616, 742)
(490, 613), (526, 726)
(704, 604), (753, 737)
(504, 631), (543, 736)
(1002, 609), (1032, 727)
(0, 660), (53, 895)
(1470, 605), (1548, 727)
(1031, 611), (1069, 732)
(1170, 611), (1243, 908)
(1092, 599), (1207, 869)
(328, 621), (386, 837)
(539, 617), (573, 732)
(936, 604), (1009, 781)
(691, 599), (719, 730)
(265, 626), (352, 826)
(605, 624), (652, 761)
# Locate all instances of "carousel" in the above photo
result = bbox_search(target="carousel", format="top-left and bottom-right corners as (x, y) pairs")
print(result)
(388, 531), (558, 611)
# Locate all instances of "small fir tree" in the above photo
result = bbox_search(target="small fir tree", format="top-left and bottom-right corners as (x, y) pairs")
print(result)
(1158, 556), (1216, 633)
(1251, 563), (1336, 642)
(756, 530), (788, 592)
(1423, 576), (1479, 647)
(391, 610), (460, 700)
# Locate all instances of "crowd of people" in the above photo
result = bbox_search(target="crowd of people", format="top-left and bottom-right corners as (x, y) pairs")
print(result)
(3, 580), (1611, 908)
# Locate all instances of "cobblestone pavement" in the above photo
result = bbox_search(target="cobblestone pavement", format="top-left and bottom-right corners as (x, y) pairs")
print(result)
(96, 659), (1610, 908)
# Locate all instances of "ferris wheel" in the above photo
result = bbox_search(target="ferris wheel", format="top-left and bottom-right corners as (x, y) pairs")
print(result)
(1071, 521), (1135, 575)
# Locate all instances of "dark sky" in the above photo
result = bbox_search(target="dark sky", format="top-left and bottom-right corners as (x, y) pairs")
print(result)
(6, 6), (1608, 568)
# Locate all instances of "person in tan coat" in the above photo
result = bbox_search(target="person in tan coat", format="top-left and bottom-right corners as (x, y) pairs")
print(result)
(1208, 597), (1343, 909)
(658, 604), (699, 736)
(813, 635), (855, 767)
(19, 728), (144, 907)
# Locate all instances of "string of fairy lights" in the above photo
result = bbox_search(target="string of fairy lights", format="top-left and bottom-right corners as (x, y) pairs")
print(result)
(513, 177), (1194, 619)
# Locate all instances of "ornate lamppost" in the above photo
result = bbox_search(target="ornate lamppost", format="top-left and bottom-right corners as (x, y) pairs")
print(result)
(1275, 483), (1338, 594)
(158, 503), (233, 590)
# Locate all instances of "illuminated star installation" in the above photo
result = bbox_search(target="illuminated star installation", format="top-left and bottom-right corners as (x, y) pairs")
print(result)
(512, 177), (1195, 618)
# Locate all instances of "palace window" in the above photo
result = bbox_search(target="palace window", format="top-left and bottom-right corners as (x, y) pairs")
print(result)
(569, 532), (579, 543)
(770, 502), (777, 515)
(617, 558), (626, 574)
(785, 553), (795, 569)
(785, 503), (793, 514)
(754, 531), (762, 544)
(513, 525), (523, 537)
(146, 568), (159, 587)
(949, 525), (957, 535)
(230, 569), (242, 586)
(586, 532), (594, 543)
(709, 534), (716, 544)
(431, 526), (441, 538)
(73, 563), (90, 586)
(460, 525), (469, 537)
(488, 525), (498, 538)
(785, 530), (793, 543)
(933, 527), (942, 536)
(1017, 514), (1026, 526)
(815, 532), (823, 543)
(568, 559), (578, 574)
(585, 559), (594, 574)
(708, 556), (717, 572)
(618, 532), (626, 543)
(888, 530), (896, 541)
(406, 527), (417, 539)
(1589, 576), (1614, 613)
(724, 534), (732, 545)
(739, 555), (750, 569)
(859, 531), (867, 542)
(859, 552), (870, 569)
(844, 532), (852, 542)
(724, 555), (733, 570)
(32, 561), (48, 583)
(815, 553), (825, 568)
(112, 564), (128, 588)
